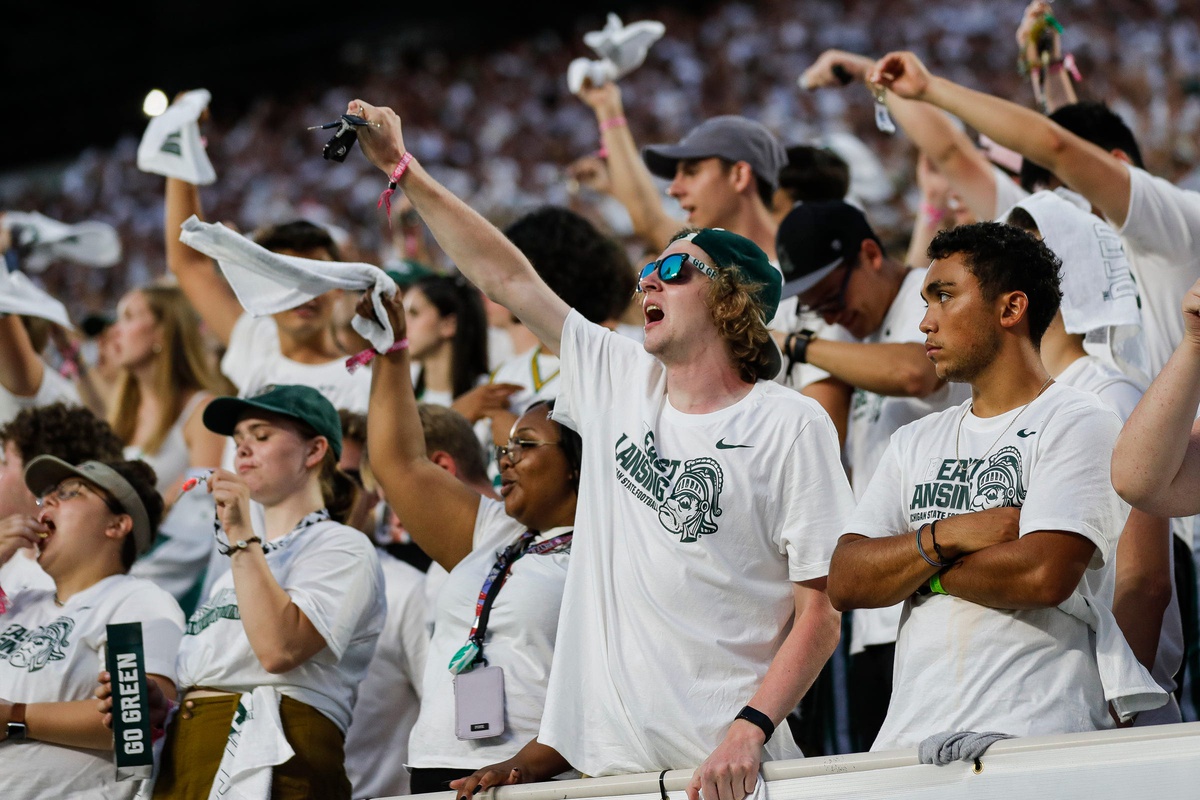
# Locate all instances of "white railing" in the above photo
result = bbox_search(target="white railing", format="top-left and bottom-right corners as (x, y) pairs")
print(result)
(394, 721), (1200, 800)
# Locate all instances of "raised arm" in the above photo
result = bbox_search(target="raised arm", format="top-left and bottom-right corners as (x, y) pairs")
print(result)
(577, 80), (680, 250)
(801, 339), (943, 398)
(0, 315), (45, 398)
(1112, 279), (1200, 517)
(352, 100), (570, 353)
(1016, 0), (1079, 114)
(164, 177), (242, 346)
(361, 291), (482, 571)
(870, 51), (1133, 228)
(801, 49), (999, 220)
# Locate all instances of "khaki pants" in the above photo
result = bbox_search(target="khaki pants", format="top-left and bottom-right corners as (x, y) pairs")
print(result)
(152, 693), (351, 800)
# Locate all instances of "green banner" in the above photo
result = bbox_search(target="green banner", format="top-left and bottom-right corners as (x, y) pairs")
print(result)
(105, 622), (154, 781)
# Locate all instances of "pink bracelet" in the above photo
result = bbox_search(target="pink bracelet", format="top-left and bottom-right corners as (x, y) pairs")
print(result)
(378, 152), (415, 218)
(0, 585), (8, 614)
(1046, 53), (1082, 83)
(345, 337), (409, 374)
(920, 202), (947, 224)
(599, 116), (627, 132)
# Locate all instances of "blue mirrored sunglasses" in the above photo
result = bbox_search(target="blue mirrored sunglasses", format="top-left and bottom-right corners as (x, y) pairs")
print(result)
(638, 253), (720, 288)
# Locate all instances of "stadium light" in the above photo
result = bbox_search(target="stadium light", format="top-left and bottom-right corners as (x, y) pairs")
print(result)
(143, 89), (169, 117)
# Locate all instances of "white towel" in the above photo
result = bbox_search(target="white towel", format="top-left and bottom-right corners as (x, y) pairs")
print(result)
(1009, 191), (1141, 335)
(2, 211), (121, 272)
(207, 687), (294, 800)
(178, 215), (398, 353)
(568, 13), (665, 94)
(1057, 590), (1167, 721)
(136, 89), (217, 186)
(0, 269), (73, 328)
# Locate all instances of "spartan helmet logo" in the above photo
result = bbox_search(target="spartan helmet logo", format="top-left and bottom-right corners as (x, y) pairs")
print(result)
(970, 446), (1027, 511)
(9, 618), (74, 672)
(658, 457), (725, 543)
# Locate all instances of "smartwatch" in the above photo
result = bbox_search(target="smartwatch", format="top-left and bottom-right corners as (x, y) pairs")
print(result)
(6, 703), (27, 742)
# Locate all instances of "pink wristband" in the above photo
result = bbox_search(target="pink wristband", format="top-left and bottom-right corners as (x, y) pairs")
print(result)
(599, 116), (627, 132)
(345, 337), (409, 374)
(1046, 53), (1082, 82)
(920, 202), (946, 224)
(378, 153), (415, 217)
(0, 585), (7, 614)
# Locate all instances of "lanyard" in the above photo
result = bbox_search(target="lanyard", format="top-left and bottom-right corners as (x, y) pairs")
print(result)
(447, 529), (572, 674)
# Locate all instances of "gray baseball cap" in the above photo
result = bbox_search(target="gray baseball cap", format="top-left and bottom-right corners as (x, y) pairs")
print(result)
(24, 456), (155, 556)
(642, 116), (787, 191)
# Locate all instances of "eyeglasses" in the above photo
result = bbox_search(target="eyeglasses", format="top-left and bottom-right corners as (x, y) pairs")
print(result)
(797, 260), (855, 317)
(37, 478), (119, 513)
(637, 253), (719, 291)
(495, 437), (561, 465)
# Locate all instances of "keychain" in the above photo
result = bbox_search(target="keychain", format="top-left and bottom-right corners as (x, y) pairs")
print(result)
(871, 83), (897, 134)
(308, 114), (370, 162)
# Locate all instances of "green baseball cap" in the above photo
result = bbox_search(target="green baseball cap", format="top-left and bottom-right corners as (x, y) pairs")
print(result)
(678, 228), (783, 323)
(203, 384), (343, 459)
(385, 259), (438, 288)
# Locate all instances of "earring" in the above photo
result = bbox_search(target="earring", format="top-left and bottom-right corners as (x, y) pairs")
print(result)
(152, 343), (163, 354)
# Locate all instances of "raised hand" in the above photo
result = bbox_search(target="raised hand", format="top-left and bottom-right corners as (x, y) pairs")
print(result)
(869, 51), (934, 101)
(798, 49), (875, 90)
(0, 514), (48, 566)
(348, 100), (407, 175)
(209, 468), (252, 536)
(354, 289), (408, 344)
(451, 383), (523, 423)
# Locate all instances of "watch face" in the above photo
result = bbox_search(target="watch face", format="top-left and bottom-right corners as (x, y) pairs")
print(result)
(6, 722), (27, 741)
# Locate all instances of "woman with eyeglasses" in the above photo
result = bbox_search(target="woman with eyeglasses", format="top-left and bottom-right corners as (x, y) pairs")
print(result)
(0, 456), (184, 800)
(360, 291), (580, 794)
(150, 384), (385, 800)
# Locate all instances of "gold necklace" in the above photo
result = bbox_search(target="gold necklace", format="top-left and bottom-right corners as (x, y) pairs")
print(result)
(955, 375), (1054, 463)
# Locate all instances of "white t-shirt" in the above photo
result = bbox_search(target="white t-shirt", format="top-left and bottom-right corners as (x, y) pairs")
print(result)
(842, 269), (971, 653)
(408, 498), (571, 769)
(0, 367), (79, 427)
(345, 552), (428, 799)
(220, 314), (371, 411)
(540, 311), (855, 776)
(847, 383), (1126, 750)
(176, 518), (384, 733)
(1112, 165), (1200, 377)
(1056, 355), (1184, 725)
(0, 574), (184, 800)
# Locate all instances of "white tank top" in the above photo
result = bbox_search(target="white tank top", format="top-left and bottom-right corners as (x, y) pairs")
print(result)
(125, 391), (211, 494)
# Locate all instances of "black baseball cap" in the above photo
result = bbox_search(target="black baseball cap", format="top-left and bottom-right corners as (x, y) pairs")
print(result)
(203, 384), (343, 459)
(643, 116), (787, 192)
(775, 201), (881, 299)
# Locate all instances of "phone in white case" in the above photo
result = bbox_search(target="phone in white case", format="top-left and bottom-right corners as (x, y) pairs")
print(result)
(454, 665), (506, 740)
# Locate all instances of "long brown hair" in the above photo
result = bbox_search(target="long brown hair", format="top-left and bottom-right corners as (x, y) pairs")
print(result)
(705, 270), (776, 383)
(109, 284), (222, 454)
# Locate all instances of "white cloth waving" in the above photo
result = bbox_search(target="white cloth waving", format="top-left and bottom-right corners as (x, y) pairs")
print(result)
(178, 215), (398, 352)
(2, 211), (121, 272)
(567, 13), (665, 94)
(0, 269), (72, 328)
(136, 89), (217, 185)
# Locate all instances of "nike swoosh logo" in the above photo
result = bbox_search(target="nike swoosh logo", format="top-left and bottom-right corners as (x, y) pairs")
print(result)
(1016, 429), (1036, 438)
(716, 438), (753, 450)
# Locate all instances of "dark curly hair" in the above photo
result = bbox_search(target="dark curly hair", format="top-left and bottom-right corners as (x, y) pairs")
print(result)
(1019, 101), (1144, 192)
(0, 403), (125, 465)
(104, 459), (163, 571)
(503, 206), (636, 323)
(927, 222), (1063, 347)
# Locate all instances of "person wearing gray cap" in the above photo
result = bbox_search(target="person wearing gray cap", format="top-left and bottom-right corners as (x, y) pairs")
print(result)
(352, 98), (852, 800)
(574, 80), (784, 261)
(0, 456), (185, 799)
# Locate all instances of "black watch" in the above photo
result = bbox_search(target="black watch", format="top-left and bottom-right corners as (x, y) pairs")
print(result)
(786, 328), (816, 365)
(6, 703), (27, 742)
(734, 705), (775, 742)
